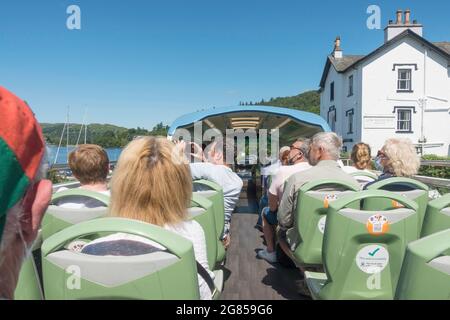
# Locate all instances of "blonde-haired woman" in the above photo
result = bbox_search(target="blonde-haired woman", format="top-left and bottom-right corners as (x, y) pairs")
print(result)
(81, 136), (214, 300)
(364, 137), (421, 189)
(343, 142), (375, 186)
(351, 143), (372, 170)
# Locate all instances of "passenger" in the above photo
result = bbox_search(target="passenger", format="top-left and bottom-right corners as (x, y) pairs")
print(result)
(364, 138), (420, 190)
(257, 138), (311, 263)
(187, 140), (243, 249)
(276, 132), (356, 296)
(55, 144), (110, 209)
(343, 143), (375, 186)
(257, 146), (290, 230)
(0, 87), (52, 299)
(81, 136), (214, 300)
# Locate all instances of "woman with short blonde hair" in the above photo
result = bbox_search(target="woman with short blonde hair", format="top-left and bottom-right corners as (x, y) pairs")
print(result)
(378, 138), (420, 177)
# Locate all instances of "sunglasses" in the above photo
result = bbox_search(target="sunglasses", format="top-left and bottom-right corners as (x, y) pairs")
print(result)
(377, 150), (388, 159)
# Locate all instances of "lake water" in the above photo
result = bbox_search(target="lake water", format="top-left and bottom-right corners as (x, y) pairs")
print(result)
(47, 145), (123, 165)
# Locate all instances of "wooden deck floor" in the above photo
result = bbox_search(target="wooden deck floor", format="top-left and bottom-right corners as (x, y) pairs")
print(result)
(220, 178), (306, 300)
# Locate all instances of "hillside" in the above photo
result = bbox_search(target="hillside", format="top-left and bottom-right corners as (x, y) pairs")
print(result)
(41, 122), (168, 148)
(240, 90), (320, 114)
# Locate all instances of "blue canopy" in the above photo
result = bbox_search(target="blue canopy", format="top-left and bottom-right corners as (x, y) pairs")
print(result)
(168, 105), (330, 136)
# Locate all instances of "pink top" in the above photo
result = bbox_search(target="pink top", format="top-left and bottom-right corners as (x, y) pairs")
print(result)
(268, 162), (311, 200)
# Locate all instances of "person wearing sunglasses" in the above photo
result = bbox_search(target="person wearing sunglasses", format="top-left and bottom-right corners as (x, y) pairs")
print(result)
(257, 138), (311, 263)
(364, 138), (420, 190)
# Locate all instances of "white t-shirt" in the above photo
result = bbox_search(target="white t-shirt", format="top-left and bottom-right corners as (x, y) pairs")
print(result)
(190, 163), (243, 224)
(55, 187), (110, 209)
(342, 166), (376, 186)
(269, 162), (311, 201)
(165, 220), (214, 300)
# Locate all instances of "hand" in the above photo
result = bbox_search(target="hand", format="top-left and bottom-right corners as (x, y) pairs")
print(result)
(222, 234), (231, 250)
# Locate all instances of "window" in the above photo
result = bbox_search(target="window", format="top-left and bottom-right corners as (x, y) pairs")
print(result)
(398, 69), (412, 92)
(328, 106), (336, 132)
(397, 108), (412, 132)
(330, 82), (335, 101)
(346, 109), (354, 134)
(348, 75), (354, 96)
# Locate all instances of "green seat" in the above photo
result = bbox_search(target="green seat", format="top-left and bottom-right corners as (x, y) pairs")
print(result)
(305, 190), (419, 300)
(189, 194), (217, 270)
(193, 180), (226, 263)
(364, 177), (429, 237)
(421, 194), (450, 237)
(14, 231), (43, 300)
(41, 218), (201, 300)
(41, 189), (110, 240)
(349, 171), (377, 187)
(396, 229), (450, 300)
(293, 179), (360, 266)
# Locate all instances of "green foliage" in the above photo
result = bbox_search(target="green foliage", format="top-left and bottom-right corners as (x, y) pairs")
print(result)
(419, 154), (450, 179)
(41, 122), (169, 148)
(240, 90), (320, 114)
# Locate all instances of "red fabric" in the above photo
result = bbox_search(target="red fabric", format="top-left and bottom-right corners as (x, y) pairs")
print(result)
(0, 86), (45, 181)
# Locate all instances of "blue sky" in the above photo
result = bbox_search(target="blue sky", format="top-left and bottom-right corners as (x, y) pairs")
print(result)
(1, 0), (449, 129)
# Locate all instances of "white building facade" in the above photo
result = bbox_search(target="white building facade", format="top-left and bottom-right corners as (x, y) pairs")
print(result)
(319, 10), (450, 156)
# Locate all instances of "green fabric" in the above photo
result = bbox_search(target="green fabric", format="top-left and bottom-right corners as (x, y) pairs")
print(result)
(0, 138), (30, 241)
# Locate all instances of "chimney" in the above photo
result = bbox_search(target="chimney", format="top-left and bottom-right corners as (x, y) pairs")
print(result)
(405, 9), (411, 24)
(396, 9), (403, 24)
(385, 9), (423, 42)
(333, 36), (343, 59)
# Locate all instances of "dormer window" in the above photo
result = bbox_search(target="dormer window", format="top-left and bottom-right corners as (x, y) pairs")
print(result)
(397, 69), (412, 92)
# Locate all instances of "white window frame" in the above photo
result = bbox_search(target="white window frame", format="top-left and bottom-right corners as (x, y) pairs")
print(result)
(397, 69), (412, 92)
(396, 108), (412, 132)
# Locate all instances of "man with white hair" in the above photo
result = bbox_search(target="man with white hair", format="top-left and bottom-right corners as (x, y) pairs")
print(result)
(276, 132), (356, 295)
(0, 87), (52, 299)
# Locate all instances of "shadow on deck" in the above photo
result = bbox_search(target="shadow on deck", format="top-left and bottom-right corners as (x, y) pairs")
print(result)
(220, 178), (306, 300)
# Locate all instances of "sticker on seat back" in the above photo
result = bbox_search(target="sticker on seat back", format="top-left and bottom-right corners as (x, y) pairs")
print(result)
(318, 216), (327, 234)
(356, 245), (389, 274)
(323, 194), (338, 208)
(366, 214), (389, 235)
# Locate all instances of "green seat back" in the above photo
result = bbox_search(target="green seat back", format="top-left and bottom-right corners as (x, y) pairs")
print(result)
(364, 177), (429, 237)
(41, 189), (110, 240)
(14, 232), (43, 300)
(421, 194), (450, 237)
(41, 218), (200, 300)
(293, 179), (360, 266)
(319, 190), (419, 300)
(349, 171), (377, 187)
(396, 229), (450, 300)
(189, 194), (218, 270)
(193, 180), (226, 263)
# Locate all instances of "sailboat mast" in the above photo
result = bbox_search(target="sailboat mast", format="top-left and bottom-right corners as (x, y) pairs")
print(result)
(66, 106), (70, 162)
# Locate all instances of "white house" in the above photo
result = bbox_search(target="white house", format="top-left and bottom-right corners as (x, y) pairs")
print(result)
(319, 9), (450, 156)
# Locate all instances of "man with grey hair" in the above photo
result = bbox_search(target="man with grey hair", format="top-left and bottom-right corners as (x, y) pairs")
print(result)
(257, 138), (311, 263)
(276, 132), (357, 295)
(0, 87), (52, 299)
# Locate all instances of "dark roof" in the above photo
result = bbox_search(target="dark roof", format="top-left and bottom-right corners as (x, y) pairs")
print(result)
(434, 42), (450, 55)
(329, 55), (365, 72)
(320, 29), (450, 89)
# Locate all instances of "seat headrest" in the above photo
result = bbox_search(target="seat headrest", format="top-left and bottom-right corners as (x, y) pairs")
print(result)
(46, 205), (109, 224)
(338, 208), (416, 224)
(46, 250), (179, 287)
